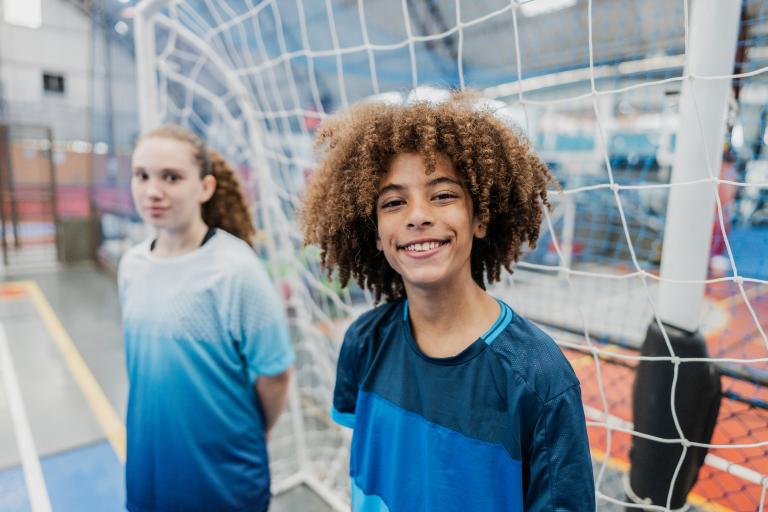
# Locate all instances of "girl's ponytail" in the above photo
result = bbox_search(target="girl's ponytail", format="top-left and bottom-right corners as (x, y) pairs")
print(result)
(202, 150), (256, 245)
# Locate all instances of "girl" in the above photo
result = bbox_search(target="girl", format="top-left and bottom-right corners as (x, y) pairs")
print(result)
(119, 125), (294, 512)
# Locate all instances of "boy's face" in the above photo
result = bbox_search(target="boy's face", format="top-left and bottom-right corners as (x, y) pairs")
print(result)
(376, 152), (486, 293)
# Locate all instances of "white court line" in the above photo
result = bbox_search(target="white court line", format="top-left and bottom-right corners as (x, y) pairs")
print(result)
(0, 322), (52, 512)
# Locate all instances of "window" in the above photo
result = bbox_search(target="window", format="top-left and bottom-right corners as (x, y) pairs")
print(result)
(42, 72), (65, 95)
(4, 0), (41, 29)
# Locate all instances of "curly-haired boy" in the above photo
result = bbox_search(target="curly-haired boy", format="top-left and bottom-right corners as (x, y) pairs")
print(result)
(302, 91), (595, 511)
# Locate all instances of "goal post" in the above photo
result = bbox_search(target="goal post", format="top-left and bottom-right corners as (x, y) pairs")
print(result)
(628, 1), (740, 509)
(130, 1), (768, 510)
(133, 1), (346, 508)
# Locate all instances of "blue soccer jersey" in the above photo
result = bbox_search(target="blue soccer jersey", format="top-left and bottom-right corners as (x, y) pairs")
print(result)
(332, 298), (595, 511)
(118, 230), (294, 512)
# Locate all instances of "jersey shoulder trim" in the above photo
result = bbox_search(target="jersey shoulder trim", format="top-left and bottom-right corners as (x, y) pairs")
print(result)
(488, 309), (580, 403)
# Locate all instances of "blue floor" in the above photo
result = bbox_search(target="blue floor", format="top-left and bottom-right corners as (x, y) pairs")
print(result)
(728, 226), (768, 281)
(0, 441), (124, 512)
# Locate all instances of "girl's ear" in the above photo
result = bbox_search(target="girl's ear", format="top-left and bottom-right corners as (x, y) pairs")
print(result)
(200, 174), (216, 203)
(376, 234), (382, 251)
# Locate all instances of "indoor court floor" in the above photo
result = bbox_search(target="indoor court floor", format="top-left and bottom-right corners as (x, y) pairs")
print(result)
(0, 264), (331, 511)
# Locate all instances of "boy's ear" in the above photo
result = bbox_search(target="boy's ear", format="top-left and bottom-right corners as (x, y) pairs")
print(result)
(474, 220), (487, 239)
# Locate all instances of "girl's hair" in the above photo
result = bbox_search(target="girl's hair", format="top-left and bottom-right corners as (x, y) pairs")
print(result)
(301, 90), (555, 302)
(138, 124), (256, 245)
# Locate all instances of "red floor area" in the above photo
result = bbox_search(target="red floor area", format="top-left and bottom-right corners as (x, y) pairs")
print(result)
(570, 282), (768, 511)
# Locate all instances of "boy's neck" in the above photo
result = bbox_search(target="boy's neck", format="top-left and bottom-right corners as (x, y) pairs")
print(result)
(153, 219), (209, 257)
(405, 278), (500, 359)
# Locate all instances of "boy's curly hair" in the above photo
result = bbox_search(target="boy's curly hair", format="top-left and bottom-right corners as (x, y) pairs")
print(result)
(301, 91), (554, 302)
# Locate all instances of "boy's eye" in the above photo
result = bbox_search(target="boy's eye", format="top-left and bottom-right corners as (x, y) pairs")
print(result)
(163, 174), (180, 183)
(433, 192), (458, 201)
(381, 198), (405, 209)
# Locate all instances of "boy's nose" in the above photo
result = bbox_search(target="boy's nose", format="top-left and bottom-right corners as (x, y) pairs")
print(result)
(406, 200), (434, 228)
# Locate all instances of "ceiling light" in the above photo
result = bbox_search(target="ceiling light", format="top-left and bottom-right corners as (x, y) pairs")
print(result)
(518, 0), (577, 17)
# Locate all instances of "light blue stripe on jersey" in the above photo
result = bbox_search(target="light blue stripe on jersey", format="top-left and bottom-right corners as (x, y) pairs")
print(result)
(351, 390), (524, 512)
(482, 300), (513, 344)
(352, 479), (390, 512)
(331, 406), (356, 429)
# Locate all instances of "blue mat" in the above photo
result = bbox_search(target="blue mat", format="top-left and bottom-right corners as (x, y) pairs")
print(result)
(0, 441), (124, 512)
(728, 226), (768, 282)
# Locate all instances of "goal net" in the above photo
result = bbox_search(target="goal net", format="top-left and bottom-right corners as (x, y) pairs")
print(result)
(132, 1), (768, 510)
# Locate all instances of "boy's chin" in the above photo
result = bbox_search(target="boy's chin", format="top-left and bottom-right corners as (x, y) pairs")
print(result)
(401, 271), (455, 292)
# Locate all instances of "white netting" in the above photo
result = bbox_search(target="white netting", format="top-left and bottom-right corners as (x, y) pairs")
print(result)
(133, 0), (768, 510)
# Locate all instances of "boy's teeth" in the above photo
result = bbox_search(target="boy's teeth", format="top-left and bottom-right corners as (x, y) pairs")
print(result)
(405, 241), (441, 251)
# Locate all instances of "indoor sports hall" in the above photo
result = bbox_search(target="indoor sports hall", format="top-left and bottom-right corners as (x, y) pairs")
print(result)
(0, 0), (767, 510)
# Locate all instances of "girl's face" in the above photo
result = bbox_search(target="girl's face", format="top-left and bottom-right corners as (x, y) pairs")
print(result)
(131, 137), (215, 234)
(376, 152), (486, 294)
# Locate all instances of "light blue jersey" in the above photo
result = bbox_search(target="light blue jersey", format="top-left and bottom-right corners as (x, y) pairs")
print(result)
(118, 229), (294, 512)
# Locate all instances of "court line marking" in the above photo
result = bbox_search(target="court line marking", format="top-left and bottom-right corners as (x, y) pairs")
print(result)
(0, 321), (52, 512)
(18, 280), (126, 463)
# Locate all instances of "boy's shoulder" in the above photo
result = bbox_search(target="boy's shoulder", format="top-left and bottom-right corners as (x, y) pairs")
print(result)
(345, 299), (404, 343)
(336, 300), (403, 376)
(489, 306), (580, 404)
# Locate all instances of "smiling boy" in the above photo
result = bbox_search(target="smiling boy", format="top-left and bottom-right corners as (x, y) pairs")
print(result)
(302, 92), (595, 511)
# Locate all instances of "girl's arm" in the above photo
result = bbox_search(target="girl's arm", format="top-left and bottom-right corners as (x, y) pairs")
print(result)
(255, 367), (293, 437)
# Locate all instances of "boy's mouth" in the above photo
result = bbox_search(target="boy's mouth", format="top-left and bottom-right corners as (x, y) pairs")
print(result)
(398, 239), (449, 253)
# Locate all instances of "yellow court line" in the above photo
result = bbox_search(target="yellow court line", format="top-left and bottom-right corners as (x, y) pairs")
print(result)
(17, 280), (126, 463)
(570, 353), (594, 369)
(590, 448), (733, 512)
(687, 494), (734, 512)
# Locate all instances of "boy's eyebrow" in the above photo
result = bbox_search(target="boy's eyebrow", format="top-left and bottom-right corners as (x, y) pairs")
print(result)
(378, 176), (462, 195)
(426, 176), (462, 188)
(378, 183), (404, 195)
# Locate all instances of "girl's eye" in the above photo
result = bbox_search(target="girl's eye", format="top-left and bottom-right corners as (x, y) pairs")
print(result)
(163, 174), (180, 183)
(133, 171), (148, 181)
(434, 192), (457, 201)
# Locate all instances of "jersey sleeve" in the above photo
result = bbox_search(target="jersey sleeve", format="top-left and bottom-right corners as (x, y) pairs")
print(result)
(229, 260), (295, 380)
(331, 328), (363, 429)
(524, 384), (596, 511)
